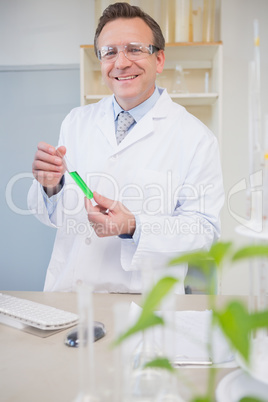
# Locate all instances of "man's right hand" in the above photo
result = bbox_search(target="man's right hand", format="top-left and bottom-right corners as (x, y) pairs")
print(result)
(32, 142), (67, 196)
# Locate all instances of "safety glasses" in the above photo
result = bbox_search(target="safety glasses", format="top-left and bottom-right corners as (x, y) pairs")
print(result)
(97, 42), (159, 63)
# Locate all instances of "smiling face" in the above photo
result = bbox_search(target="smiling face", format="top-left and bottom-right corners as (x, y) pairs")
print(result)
(97, 17), (165, 110)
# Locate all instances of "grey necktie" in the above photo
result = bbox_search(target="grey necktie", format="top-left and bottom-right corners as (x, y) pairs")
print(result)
(115, 111), (135, 145)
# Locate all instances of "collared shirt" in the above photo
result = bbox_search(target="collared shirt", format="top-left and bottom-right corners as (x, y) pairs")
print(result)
(113, 86), (161, 131)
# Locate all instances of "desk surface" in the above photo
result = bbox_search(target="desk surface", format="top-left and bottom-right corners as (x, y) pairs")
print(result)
(0, 292), (241, 402)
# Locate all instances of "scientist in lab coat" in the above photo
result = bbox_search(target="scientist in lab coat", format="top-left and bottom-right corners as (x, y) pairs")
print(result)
(27, 2), (224, 293)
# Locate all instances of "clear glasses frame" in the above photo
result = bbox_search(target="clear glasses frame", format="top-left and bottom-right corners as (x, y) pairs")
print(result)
(97, 42), (160, 63)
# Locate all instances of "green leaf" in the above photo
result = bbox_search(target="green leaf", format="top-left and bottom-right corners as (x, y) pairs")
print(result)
(249, 310), (268, 330)
(169, 250), (213, 279)
(214, 300), (268, 363)
(142, 276), (178, 314)
(169, 250), (210, 267)
(113, 276), (178, 347)
(170, 251), (214, 294)
(214, 301), (251, 362)
(169, 242), (232, 276)
(232, 245), (268, 262)
(113, 312), (164, 346)
(209, 241), (232, 266)
(144, 357), (175, 372)
(239, 397), (265, 402)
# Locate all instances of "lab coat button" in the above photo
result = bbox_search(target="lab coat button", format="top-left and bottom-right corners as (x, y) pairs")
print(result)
(111, 154), (118, 161)
(85, 237), (91, 245)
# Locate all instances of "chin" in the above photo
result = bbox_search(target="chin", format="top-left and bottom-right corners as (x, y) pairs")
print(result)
(115, 88), (139, 101)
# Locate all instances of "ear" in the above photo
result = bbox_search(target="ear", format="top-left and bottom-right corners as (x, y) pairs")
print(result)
(156, 49), (165, 74)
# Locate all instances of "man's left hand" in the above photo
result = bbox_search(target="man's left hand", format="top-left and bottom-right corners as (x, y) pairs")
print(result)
(84, 192), (136, 237)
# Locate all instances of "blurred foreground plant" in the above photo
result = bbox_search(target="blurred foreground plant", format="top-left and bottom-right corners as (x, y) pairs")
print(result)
(114, 242), (268, 401)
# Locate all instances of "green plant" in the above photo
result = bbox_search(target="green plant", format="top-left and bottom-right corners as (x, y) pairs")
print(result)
(114, 242), (268, 401)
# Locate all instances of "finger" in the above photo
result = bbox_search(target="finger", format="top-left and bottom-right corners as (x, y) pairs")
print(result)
(93, 192), (118, 211)
(84, 198), (104, 214)
(33, 143), (65, 188)
(37, 141), (57, 156)
(34, 148), (63, 167)
(36, 143), (66, 165)
(90, 214), (109, 227)
(84, 197), (107, 217)
(33, 158), (64, 173)
(84, 197), (93, 213)
(55, 146), (67, 159)
(33, 170), (62, 186)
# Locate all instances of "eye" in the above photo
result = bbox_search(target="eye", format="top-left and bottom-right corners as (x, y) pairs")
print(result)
(128, 45), (143, 54)
(103, 47), (117, 58)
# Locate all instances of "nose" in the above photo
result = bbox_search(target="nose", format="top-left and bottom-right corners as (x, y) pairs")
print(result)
(114, 50), (132, 68)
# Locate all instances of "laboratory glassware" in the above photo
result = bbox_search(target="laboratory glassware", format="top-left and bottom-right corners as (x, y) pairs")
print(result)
(56, 148), (93, 199)
(73, 283), (100, 402)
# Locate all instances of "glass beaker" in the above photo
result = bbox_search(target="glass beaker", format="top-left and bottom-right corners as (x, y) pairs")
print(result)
(171, 64), (188, 94)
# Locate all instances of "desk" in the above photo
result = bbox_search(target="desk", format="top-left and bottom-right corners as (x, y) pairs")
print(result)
(0, 292), (240, 402)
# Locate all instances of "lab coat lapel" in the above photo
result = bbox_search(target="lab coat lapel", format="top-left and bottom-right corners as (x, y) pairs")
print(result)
(118, 111), (154, 150)
(117, 89), (172, 150)
(95, 98), (118, 150)
(95, 89), (173, 152)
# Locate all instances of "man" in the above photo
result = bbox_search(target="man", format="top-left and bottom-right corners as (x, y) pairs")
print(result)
(28, 2), (224, 293)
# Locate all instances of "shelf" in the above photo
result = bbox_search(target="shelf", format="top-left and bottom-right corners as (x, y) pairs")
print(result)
(170, 93), (218, 106)
(85, 94), (111, 102)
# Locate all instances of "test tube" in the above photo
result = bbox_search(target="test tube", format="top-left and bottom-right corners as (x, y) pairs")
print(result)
(113, 302), (132, 402)
(74, 283), (99, 402)
(253, 19), (262, 174)
(128, 259), (166, 400)
(263, 115), (268, 231)
(56, 148), (93, 199)
(68, 171), (94, 200)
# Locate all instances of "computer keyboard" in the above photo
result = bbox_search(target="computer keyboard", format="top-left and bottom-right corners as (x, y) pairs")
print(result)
(0, 293), (78, 330)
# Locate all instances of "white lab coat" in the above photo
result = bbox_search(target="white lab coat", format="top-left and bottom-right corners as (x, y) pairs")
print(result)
(28, 89), (224, 293)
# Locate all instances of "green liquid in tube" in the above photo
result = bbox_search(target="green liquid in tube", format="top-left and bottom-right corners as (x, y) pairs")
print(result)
(69, 171), (93, 199)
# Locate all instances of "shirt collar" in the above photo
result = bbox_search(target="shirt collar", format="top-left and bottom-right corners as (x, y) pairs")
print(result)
(113, 86), (161, 123)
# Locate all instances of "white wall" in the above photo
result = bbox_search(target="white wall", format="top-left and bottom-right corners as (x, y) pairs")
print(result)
(0, 0), (94, 65)
(1, 0), (268, 294)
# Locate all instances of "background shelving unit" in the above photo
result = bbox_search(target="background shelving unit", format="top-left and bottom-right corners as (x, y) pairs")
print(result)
(80, 41), (222, 146)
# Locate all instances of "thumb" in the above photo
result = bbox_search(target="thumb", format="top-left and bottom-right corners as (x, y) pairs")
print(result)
(84, 196), (93, 213)
(93, 192), (117, 211)
(56, 146), (66, 158)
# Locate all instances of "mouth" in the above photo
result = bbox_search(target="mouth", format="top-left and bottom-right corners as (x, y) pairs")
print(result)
(115, 75), (138, 81)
